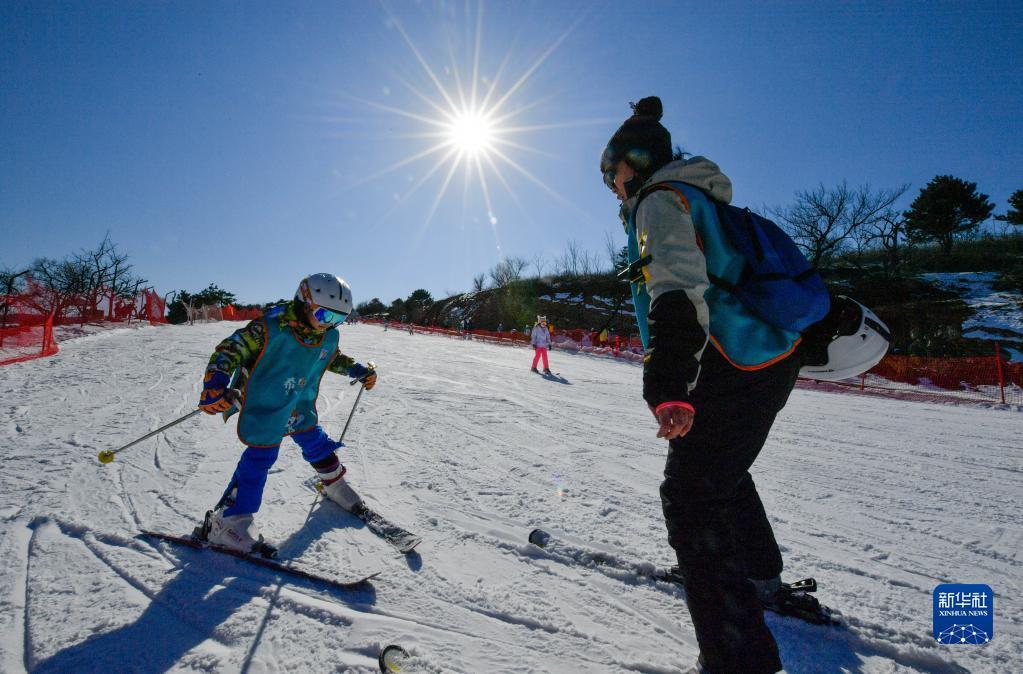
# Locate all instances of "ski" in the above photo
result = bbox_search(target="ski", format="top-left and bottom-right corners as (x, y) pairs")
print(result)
(527, 529), (676, 582)
(528, 529), (840, 626)
(305, 478), (422, 554)
(140, 530), (379, 590)
(352, 502), (422, 554)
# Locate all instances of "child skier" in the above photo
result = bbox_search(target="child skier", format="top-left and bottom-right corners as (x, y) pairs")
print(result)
(530, 315), (553, 374)
(196, 273), (377, 557)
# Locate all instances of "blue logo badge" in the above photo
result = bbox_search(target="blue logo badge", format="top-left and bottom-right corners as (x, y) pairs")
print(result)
(933, 584), (993, 645)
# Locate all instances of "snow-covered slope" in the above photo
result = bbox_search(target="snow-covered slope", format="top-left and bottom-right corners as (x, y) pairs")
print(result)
(0, 323), (1019, 673)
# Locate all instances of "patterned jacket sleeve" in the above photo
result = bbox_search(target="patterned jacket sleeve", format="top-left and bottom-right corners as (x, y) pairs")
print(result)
(634, 190), (711, 408)
(327, 351), (356, 375)
(206, 320), (266, 377)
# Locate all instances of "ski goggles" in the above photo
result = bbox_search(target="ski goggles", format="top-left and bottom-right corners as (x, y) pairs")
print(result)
(312, 306), (348, 327)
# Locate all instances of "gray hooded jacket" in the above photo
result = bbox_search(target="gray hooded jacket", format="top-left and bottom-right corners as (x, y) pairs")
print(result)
(617, 156), (733, 405)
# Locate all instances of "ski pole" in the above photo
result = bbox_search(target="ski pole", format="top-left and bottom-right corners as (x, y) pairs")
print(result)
(340, 361), (375, 443)
(339, 383), (365, 443)
(97, 409), (203, 464)
(97, 390), (241, 464)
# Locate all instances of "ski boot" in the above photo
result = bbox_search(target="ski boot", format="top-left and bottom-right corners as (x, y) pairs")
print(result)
(194, 491), (277, 558)
(543, 368), (552, 375)
(317, 463), (364, 512)
(530, 366), (539, 373)
(757, 577), (837, 625)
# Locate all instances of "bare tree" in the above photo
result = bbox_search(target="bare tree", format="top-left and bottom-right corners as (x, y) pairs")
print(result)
(488, 257), (528, 287)
(603, 231), (621, 274)
(848, 184), (909, 263)
(67, 234), (139, 322)
(857, 202), (909, 277)
(565, 240), (583, 276)
(472, 273), (487, 292)
(531, 253), (546, 279)
(552, 240), (584, 277)
(580, 249), (600, 276)
(120, 278), (148, 323)
(29, 256), (92, 320)
(0, 268), (30, 345)
(772, 182), (908, 269)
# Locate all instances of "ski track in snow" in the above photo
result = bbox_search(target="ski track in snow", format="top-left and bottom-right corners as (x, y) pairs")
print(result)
(0, 322), (1019, 672)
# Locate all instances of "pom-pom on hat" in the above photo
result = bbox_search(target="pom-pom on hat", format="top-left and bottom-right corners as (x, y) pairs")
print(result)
(600, 96), (672, 178)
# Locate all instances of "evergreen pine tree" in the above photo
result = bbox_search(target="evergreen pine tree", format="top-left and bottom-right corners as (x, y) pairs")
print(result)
(903, 176), (994, 255)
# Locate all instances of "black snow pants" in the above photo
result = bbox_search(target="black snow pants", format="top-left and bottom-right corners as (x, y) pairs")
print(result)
(660, 345), (800, 674)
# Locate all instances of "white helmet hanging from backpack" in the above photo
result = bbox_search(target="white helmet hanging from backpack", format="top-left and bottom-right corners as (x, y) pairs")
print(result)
(295, 273), (353, 327)
(799, 296), (891, 382)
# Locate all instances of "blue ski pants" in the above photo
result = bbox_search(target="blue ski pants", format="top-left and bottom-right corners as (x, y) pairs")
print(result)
(222, 425), (342, 516)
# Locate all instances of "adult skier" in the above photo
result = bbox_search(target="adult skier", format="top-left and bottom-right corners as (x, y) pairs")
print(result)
(196, 273), (377, 556)
(530, 315), (553, 374)
(601, 97), (799, 673)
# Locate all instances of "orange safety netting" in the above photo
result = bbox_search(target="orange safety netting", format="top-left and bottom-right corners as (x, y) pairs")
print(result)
(223, 305), (263, 321)
(1, 279), (166, 367)
(814, 352), (1023, 406)
(0, 309), (57, 366)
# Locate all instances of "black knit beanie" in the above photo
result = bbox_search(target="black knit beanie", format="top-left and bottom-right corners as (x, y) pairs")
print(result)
(600, 96), (672, 178)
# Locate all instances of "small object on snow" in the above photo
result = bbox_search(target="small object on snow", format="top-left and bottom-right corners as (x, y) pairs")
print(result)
(528, 528), (551, 547)
(140, 530), (379, 590)
(378, 644), (411, 672)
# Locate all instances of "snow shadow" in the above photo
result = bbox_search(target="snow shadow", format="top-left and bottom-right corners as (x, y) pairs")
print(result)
(31, 517), (377, 673)
(286, 498), (423, 571)
(769, 615), (967, 674)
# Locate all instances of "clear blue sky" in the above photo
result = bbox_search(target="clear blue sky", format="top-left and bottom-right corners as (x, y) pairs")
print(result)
(2, 1), (1021, 305)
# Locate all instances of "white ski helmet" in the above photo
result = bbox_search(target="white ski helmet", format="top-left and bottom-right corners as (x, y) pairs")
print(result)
(295, 273), (353, 327)
(799, 296), (891, 382)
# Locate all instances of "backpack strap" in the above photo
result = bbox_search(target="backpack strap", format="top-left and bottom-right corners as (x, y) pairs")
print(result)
(632, 181), (744, 291)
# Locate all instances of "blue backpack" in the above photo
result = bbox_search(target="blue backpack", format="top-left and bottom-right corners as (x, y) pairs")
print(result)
(632, 183), (830, 333)
(711, 202), (829, 332)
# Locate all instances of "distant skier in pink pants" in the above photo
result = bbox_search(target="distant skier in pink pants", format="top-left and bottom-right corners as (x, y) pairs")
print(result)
(530, 315), (552, 375)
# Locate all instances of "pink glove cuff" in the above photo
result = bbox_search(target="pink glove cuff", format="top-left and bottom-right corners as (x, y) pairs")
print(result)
(655, 401), (695, 415)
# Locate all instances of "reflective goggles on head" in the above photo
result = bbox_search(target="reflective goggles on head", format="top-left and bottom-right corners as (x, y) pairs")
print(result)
(313, 305), (348, 327)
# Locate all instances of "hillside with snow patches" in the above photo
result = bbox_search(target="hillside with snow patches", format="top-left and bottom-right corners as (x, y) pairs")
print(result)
(921, 272), (1023, 362)
(1, 322), (1020, 673)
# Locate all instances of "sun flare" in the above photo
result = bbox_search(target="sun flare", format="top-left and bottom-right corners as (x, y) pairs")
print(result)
(447, 111), (495, 156)
(349, 4), (595, 232)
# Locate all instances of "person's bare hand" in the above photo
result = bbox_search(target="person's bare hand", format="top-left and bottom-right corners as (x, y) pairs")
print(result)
(652, 403), (695, 440)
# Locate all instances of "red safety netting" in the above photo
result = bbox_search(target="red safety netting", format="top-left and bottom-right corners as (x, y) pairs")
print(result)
(1, 279), (166, 367)
(358, 318), (1021, 406)
(801, 351), (1023, 406)
(0, 308), (57, 366)
(223, 305), (263, 321)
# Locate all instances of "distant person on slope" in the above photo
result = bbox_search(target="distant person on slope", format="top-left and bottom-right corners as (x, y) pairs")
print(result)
(601, 97), (803, 674)
(530, 315), (553, 374)
(196, 273), (378, 557)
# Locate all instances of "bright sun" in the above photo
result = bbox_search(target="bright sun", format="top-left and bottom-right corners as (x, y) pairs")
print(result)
(447, 111), (494, 156)
(353, 4), (586, 228)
